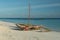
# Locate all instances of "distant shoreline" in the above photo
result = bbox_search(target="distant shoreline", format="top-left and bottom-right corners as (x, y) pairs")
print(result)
(0, 18), (60, 20)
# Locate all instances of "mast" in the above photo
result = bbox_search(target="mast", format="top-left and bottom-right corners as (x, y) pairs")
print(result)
(28, 0), (30, 25)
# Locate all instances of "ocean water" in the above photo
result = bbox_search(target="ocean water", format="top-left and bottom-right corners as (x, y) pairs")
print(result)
(0, 18), (60, 32)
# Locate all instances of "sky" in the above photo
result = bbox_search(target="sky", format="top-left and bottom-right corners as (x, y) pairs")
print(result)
(0, 0), (60, 18)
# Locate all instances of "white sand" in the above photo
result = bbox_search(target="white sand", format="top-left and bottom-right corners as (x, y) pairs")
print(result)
(0, 21), (60, 40)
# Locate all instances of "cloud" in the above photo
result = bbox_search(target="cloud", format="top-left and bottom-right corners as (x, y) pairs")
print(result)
(0, 3), (60, 12)
(0, 7), (25, 12)
(31, 3), (60, 8)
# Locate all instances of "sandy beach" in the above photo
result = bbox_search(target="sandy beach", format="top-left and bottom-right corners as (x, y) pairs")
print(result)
(0, 21), (60, 40)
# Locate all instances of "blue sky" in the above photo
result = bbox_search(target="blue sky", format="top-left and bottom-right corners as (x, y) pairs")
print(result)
(0, 0), (60, 18)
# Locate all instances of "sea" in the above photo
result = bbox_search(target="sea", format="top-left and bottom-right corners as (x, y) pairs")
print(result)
(0, 18), (60, 32)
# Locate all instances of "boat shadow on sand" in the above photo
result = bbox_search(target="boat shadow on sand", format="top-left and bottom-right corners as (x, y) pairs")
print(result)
(9, 26), (20, 31)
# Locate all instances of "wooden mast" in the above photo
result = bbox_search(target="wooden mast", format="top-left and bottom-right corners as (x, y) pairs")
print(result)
(28, 0), (30, 25)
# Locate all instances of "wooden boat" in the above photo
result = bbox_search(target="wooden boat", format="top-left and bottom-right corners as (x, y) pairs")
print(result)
(16, 24), (50, 32)
(16, 24), (41, 31)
